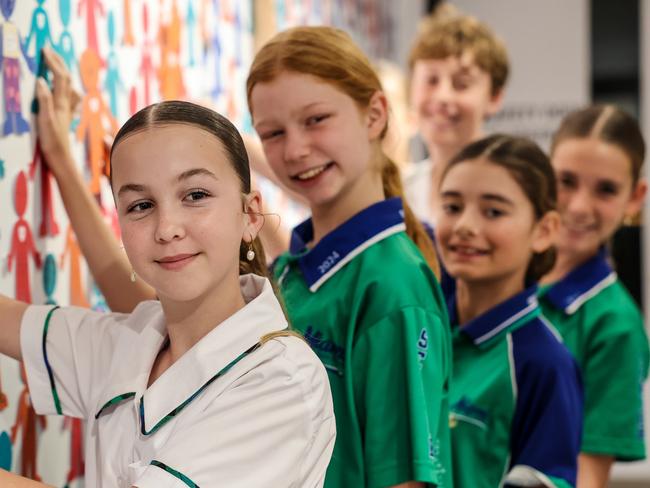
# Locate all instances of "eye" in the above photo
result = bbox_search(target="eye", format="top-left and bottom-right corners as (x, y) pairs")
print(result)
(184, 189), (211, 202)
(441, 202), (462, 214)
(452, 77), (471, 90)
(427, 75), (439, 86)
(596, 181), (619, 197)
(484, 207), (505, 219)
(126, 200), (153, 214)
(259, 129), (284, 141)
(306, 114), (329, 126)
(557, 173), (577, 189)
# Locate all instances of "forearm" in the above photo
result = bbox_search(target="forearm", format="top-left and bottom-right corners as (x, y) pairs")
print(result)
(52, 155), (156, 312)
(0, 470), (54, 488)
(577, 453), (613, 488)
(0, 295), (28, 361)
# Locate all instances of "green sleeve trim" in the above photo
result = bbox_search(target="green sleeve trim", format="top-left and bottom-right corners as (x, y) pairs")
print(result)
(42, 306), (62, 415)
(150, 460), (199, 487)
(581, 435), (646, 461)
(95, 392), (136, 419)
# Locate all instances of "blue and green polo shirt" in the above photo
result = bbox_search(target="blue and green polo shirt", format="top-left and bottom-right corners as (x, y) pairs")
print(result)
(448, 286), (583, 488)
(273, 197), (453, 488)
(539, 248), (649, 460)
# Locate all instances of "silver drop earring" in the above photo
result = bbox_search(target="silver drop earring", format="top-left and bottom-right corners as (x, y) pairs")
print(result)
(246, 243), (255, 261)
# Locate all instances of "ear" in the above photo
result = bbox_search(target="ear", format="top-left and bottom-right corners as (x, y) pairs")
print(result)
(485, 87), (505, 118)
(531, 210), (560, 254)
(366, 90), (389, 141)
(625, 177), (647, 220)
(242, 190), (265, 242)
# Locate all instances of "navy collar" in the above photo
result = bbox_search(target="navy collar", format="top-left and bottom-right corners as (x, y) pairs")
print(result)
(449, 285), (541, 348)
(543, 247), (617, 315)
(288, 198), (406, 292)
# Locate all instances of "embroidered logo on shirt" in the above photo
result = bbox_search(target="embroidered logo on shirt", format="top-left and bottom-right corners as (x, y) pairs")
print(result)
(317, 251), (341, 275)
(304, 326), (345, 375)
(417, 328), (428, 367)
(450, 396), (489, 430)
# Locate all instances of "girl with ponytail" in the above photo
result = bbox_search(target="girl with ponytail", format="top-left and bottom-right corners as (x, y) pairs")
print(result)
(247, 26), (452, 487)
(0, 49), (335, 487)
(436, 134), (582, 487)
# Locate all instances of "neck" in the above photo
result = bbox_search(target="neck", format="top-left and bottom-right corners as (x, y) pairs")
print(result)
(310, 161), (385, 246)
(540, 246), (597, 285)
(455, 272), (526, 325)
(159, 276), (246, 363)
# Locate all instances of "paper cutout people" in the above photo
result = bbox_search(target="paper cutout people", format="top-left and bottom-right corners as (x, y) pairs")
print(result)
(77, 48), (117, 199)
(122, 0), (134, 46)
(11, 365), (47, 481)
(105, 10), (124, 117)
(29, 140), (60, 237)
(24, 0), (54, 74)
(60, 226), (90, 307)
(42, 253), (57, 304)
(56, 0), (76, 70)
(78, 0), (104, 54)
(158, 0), (185, 100)
(0, 0), (34, 135)
(139, 3), (155, 107)
(62, 417), (84, 487)
(8, 171), (42, 303)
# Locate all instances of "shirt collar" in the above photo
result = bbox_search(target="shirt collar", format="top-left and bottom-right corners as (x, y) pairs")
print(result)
(288, 197), (406, 292)
(542, 247), (617, 315)
(449, 285), (541, 348)
(96, 274), (288, 433)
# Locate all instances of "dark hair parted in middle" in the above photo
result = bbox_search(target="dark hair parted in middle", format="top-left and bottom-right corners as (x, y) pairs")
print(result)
(443, 134), (557, 282)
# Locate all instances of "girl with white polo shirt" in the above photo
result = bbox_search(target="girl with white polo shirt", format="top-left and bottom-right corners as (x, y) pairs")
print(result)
(0, 53), (335, 487)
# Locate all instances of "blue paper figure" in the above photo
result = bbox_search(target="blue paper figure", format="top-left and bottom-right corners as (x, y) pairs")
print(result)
(0, 431), (11, 470)
(24, 0), (55, 74)
(207, 1), (223, 100)
(0, 159), (5, 179)
(91, 283), (108, 312)
(105, 10), (123, 117)
(0, 0), (34, 135)
(43, 253), (57, 305)
(187, 0), (196, 67)
(57, 0), (76, 70)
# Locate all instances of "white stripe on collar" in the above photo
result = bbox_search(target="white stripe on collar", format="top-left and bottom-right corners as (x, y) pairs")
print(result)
(564, 271), (617, 315)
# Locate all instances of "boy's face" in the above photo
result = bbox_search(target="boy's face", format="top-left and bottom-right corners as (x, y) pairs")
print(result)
(410, 52), (503, 156)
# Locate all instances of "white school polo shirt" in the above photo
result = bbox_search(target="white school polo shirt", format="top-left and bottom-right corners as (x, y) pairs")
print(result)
(20, 274), (336, 488)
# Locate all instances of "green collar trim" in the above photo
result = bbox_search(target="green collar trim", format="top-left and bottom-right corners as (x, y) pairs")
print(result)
(150, 460), (200, 487)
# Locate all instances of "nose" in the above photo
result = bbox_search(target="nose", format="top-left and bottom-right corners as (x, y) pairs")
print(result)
(154, 205), (186, 243)
(565, 187), (592, 217)
(283, 128), (311, 163)
(434, 78), (455, 106)
(454, 207), (480, 238)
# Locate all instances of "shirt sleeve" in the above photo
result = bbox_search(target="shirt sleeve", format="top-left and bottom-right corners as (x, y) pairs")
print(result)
(352, 306), (451, 488)
(20, 304), (129, 419)
(580, 310), (649, 459)
(507, 325), (583, 488)
(133, 337), (336, 488)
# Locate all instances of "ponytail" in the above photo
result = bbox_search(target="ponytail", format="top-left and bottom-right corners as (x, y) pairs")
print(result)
(381, 156), (440, 277)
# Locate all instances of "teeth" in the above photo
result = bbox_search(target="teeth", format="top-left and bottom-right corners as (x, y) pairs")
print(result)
(295, 164), (329, 180)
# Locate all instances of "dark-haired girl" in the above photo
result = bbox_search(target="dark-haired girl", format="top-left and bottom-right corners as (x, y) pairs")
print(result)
(436, 134), (583, 487)
(0, 49), (335, 487)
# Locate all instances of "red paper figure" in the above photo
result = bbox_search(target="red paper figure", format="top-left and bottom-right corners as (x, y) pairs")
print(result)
(139, 3), (155, 107)
(29, 140), (60, 237)
(77, 0), (104, 54)
(158, 0), (185, 100)
(62, 417), (85, 485)
(122, 0), (134, 46)
(60, 226), (90, 307)
(76, 48), (117, 198)
(0, 369), (7, 411)
(11, 365), (47, 481)
(7, 171), (42, 303)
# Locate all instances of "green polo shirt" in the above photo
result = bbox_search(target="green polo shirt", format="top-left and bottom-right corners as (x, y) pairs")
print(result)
(448, 286), (582, 488)
(539, 249), (649, 460)
(274, 198), (453, 488)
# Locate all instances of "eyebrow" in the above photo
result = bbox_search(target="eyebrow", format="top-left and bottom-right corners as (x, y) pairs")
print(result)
(117, 168), (218, 197)
(254, 102), (329, 129)
(441, 190), (515, 206)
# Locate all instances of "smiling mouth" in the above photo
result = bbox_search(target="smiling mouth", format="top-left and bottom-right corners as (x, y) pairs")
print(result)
(449, 245), (489, 256)
(155, 253), (199, 269)
(291, 162), (334, 181)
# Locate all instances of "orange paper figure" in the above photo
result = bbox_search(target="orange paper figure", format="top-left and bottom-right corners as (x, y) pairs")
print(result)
(60, 226), (90, 307)
(139, 3), (155, 107)
(122, 0), (134, 45)
(76, 49), (117, 198)
(158, 0), (185, 100)
(62, 417), (85, 486)
(29, 140), (60, 236)
(8, 171), (42, 303)
(11, 365), (47, 481)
